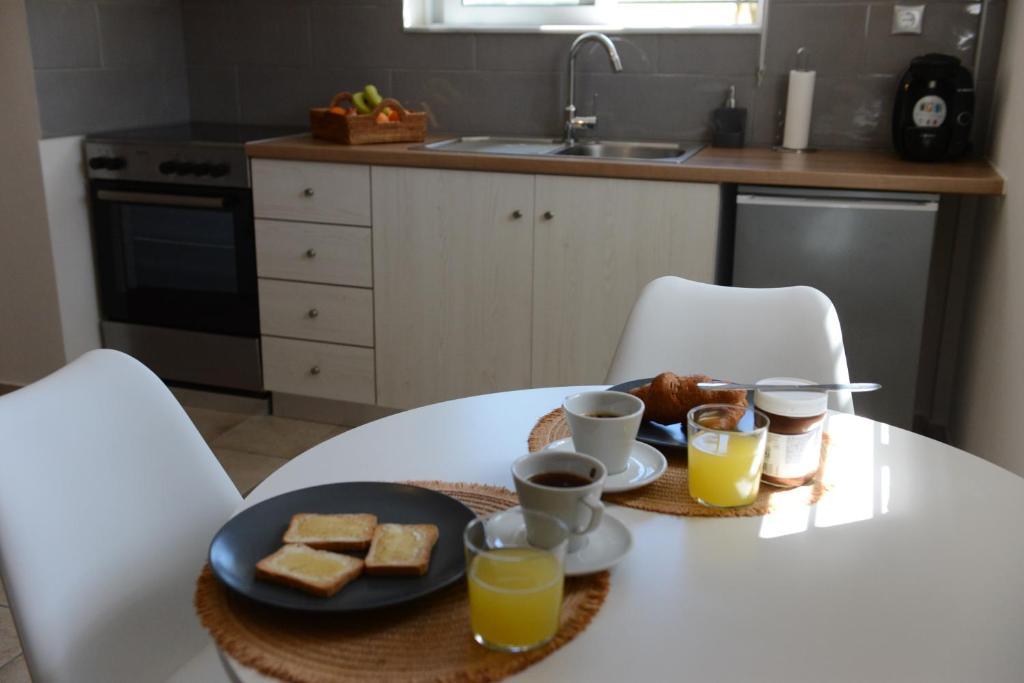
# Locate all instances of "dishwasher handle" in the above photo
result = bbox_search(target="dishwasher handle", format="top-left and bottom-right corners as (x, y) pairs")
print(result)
(737, 194), (939, 212)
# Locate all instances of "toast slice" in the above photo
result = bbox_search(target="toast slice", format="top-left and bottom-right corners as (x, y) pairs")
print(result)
(282, 513), (378, 551)
(255, 543), (364, 597)
(364, 523), (440, 576)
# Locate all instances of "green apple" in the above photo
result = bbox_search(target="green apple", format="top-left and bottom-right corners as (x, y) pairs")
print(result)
(352, 91), (372, 115)
(363, 84), (383, 108)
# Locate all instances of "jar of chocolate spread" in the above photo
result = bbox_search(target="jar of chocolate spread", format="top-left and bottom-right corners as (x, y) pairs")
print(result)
(755, 377), (827, 488)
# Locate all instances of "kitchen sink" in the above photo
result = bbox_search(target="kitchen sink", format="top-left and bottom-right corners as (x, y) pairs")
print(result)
(555, 141), (699, 162)
(417, 136), (703, 164)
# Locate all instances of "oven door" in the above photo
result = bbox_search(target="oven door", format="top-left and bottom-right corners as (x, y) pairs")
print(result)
(91, 179), (258, 337)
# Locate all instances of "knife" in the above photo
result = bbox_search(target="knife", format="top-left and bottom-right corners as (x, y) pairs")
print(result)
(698, 382), (881, 393)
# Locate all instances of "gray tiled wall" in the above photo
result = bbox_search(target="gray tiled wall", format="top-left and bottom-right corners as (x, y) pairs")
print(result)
(25, 0), (189, 138)
(25, 0), (1006, 152)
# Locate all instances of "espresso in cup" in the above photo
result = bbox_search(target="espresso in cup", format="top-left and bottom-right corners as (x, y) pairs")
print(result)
(563, 391), (644, 475)
(512, 451), (607, 552)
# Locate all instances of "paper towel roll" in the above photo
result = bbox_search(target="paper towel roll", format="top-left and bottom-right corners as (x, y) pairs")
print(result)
(782, 69), (816, 150)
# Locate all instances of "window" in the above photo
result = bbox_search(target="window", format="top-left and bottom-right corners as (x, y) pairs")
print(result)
(405, 0), (762, 32)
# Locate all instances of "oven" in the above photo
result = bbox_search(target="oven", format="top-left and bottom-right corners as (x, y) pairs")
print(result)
(84, 124), (282, 393)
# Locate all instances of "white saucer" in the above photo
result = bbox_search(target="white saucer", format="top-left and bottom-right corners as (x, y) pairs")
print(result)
(498, 506), (633, 576)
(542, 437), (668, 493)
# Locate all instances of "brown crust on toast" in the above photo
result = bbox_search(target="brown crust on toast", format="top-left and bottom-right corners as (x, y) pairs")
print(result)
(282, 513), (377, 551)
(364, 524), (439, 576)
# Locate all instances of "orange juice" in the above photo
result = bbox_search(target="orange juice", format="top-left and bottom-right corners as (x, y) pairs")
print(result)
(467, 547), (563, 650)
(688, 430), (765, 507)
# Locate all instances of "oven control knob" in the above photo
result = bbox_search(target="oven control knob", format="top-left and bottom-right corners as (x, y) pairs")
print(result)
(89, 156), (125, 170)
(210, 163), (230, 178)
(158, 160), (179, 175)
(176, 162), (196, 175)
(194, 163), (212, 177)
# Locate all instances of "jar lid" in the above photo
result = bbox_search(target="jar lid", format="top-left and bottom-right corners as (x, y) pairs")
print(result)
(754, 377), (828, 417)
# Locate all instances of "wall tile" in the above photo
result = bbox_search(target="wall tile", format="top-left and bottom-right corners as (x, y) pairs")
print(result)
(182, 2), (237, 66)
(571, 72), (756, 142)
(25, 1), (101, 69)
(658, 34), (760, 76)
(35, 67), (190, 137)
(765, 3), (869, 76)
(749, 73), (788, 146)
(311, 4), (475, 70)
(188, 67), (240, 123)
(237, 67), (391, 125)
(183, 2), (311, 67)
(97, 2), (186, 68)
(391, 70), (561, 137)
(971, 78), (994, 156)
(808, 75), (896, 149)
(975, 0), (1005, 82)
(477, 34), (656, 74)
(864, 2), (978, 77)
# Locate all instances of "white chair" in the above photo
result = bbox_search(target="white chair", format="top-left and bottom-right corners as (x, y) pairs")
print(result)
(607, 276), (854, 413)
(0, 350), (240, 682)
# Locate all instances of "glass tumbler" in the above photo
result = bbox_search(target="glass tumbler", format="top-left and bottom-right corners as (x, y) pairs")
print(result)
(463, 508), (569, 652)
(687, 404), (770, 508)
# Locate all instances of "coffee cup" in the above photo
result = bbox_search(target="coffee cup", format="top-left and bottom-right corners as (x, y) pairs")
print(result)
(563, 391), (644, 475)
(511, 451), (606, 552)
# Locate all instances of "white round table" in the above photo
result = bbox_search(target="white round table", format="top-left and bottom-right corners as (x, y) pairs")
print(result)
(226, 386), (1024, 682)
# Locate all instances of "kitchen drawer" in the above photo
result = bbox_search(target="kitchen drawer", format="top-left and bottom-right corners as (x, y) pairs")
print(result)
(252, 159), (371, 226)
(259, 279), (373, 346)
(262, 336), (375, 403)
(256, 219), (372, 287)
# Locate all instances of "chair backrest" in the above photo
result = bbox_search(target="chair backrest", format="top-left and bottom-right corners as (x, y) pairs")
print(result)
(606, 277), (854, 413)
(0, 350), (241, 682)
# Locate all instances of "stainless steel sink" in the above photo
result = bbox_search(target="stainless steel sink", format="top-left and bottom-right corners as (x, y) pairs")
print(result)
(417, 136), (703, 164)
(555, 141), (699, 162)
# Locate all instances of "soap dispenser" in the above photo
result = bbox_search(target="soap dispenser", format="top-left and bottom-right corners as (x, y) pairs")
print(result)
(711, 86), (747, 148)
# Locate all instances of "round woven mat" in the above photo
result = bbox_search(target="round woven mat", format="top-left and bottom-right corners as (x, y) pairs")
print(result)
(195, 481), (610, 683)
(527, 408), (834, 517)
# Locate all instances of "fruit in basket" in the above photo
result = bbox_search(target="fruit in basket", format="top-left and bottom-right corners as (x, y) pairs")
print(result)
(352, 92), (372, 115)
(388, 109), (400, 122)
(364, 85), (383, 108)
(330, 106), (350, 115)
(375, 111), (390, 124)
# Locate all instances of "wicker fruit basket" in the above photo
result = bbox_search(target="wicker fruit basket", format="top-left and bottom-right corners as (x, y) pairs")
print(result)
(310, 92), (427, 145)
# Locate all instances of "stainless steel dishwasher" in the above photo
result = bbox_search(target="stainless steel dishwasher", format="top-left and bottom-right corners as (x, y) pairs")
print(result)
(732, 185), (940, 430)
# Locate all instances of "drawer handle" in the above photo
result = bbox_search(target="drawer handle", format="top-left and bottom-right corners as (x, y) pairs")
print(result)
(302, 187), (315, 198)
(307, 308), (319, 319)
(543, 211), (554, 220)
(305, 248), (317, 258)
(309, 365), (321, 376)
(511, 210), (523, 219)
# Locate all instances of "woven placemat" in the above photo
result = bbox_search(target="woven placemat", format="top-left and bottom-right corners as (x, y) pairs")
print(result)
(527, 408), (834, 517)
(195, 481), (611, 683)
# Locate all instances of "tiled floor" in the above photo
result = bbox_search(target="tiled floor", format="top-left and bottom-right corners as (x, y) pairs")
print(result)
(0, 407), (346, 681)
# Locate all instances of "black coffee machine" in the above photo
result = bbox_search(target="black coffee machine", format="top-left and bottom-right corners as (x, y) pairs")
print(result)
(892, 54), (974, 162)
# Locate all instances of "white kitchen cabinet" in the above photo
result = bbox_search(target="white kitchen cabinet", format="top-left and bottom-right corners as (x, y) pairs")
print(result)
(262, 336), (375, 403)
(258, 279), (374, 347)
(532, 175), (719, 387)
(372, 167), (535, 409)
(252, 159), (371, 226)
(255, 219), (372, 287)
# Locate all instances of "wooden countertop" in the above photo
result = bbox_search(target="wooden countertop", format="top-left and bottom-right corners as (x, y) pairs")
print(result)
(247, 134), (1005, 196)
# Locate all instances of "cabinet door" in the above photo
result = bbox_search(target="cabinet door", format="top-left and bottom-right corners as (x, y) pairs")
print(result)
(532, 175), (719, 387)
(373, 167), (535, 409)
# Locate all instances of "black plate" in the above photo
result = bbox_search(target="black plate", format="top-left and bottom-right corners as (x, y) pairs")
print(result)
(608, 379), (756, 451)
(209, 482), (476, 612)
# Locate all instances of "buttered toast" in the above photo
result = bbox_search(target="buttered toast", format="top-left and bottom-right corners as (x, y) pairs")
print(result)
(365, 523), (440, 576)
(282, 512), (378, 551)
(255, 543), (364, 597)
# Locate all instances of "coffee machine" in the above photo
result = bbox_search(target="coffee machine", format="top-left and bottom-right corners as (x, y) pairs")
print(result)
(892, 53), (974, 162)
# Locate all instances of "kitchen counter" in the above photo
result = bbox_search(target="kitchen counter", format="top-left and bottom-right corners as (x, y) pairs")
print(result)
(246, 134), (1004, 196)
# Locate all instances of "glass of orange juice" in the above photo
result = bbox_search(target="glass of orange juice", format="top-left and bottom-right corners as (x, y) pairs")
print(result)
(463, 509), (569, 652)
(687, 404), (770, 508)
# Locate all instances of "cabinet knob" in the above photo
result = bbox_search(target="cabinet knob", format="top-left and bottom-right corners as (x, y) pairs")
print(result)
(302, 187), (315, 197)
(308, 308), (319, 318)
(543, 211), (554, 220)
(309, 365), (321, 375)
(305, 248), (317, 258)
(511, 210), (523, 219)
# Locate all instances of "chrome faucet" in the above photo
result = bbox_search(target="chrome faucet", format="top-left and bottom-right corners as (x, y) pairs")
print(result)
(564, 32), (623, 145)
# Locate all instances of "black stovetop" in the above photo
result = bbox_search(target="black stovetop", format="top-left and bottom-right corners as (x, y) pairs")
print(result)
(86, 122), (305, 146)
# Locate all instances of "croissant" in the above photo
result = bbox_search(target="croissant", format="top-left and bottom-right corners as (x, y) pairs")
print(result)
(629, 372), (747, 425)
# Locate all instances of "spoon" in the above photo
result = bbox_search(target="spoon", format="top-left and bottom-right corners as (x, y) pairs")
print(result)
(698, 381), (881, 393)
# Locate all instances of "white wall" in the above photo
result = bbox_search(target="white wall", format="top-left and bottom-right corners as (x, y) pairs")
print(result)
(38, 136), (102, 361)
(0, 2), (66, 386)
(955, 0), (1024, 476)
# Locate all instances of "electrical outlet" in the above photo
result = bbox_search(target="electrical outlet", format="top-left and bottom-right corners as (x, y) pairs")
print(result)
(892, 4), (925, 34)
